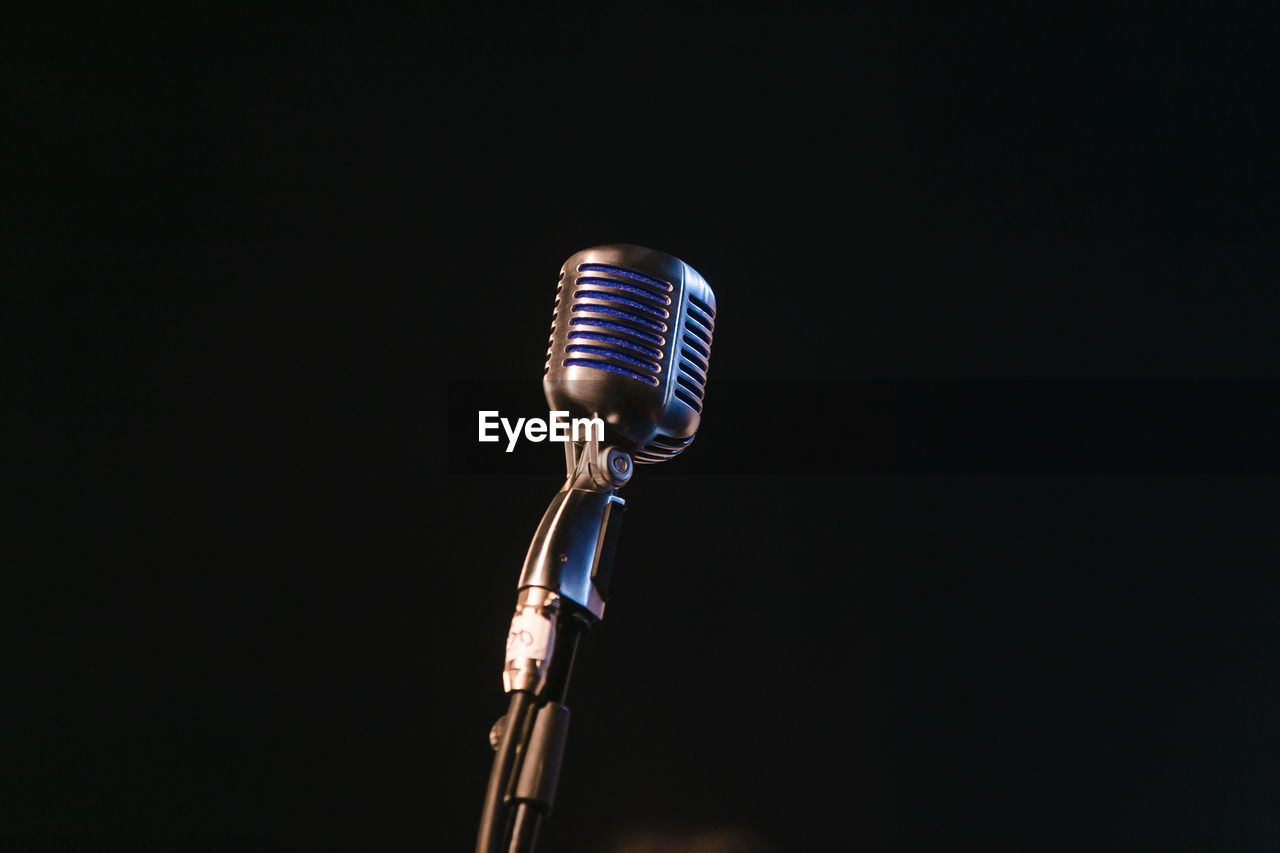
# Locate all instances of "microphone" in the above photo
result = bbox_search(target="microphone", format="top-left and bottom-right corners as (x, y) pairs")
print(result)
(477, 244), (716, 853)
(514, 244), (717, 634)
(544, 243), (717, 465)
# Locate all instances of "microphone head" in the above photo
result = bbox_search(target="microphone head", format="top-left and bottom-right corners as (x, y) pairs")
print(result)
(544, 244), (716, 464)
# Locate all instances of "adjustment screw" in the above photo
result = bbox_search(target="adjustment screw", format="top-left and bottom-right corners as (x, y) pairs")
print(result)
(597, 446), (633, 487)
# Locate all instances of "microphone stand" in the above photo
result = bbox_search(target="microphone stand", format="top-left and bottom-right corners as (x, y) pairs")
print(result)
(503, 612), (584, 853)
(476, 433), (631, 853)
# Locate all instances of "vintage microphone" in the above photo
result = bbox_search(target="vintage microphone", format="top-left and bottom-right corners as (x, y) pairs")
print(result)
(475, 244), (717, 853)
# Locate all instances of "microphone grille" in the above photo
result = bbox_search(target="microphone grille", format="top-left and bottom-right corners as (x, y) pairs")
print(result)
(544, 245), (715, 462)
(548, 262), (674, 386)
(632, 290), (715, 464)
(672, 291), (715, 415)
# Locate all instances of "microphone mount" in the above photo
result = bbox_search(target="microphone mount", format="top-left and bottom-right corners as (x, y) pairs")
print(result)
(516, 424), (630, 627)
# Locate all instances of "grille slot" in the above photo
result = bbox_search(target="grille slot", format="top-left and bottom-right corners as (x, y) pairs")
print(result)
(678, 356), (707, 384)
(572, 289), (669, 319)
(673, 388), (702, 412)
(681, 333), (710, 360)
(568, 318), (665, 346)
(683, 314), (713, 347)
(576, 277), (672, 306)
(563, 344), (660, 375)
(635, 432), (695, 465)
(570, 303), (666, 332)
(579, 263), (673, 294)
(688, 292), (715, 319)
(567, 331), (663, 360)
(562, 358), (660, 386)
(680, 345), (709, 375)
(677, 373), (704, 396)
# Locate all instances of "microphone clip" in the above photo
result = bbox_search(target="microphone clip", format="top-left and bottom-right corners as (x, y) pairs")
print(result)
(517, 425), (630, 622)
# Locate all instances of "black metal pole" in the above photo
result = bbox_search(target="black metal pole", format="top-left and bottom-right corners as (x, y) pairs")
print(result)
(503, 613), (586, 853)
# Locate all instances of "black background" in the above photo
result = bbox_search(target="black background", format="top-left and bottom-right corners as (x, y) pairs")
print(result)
(8, 9), (1279, 852)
